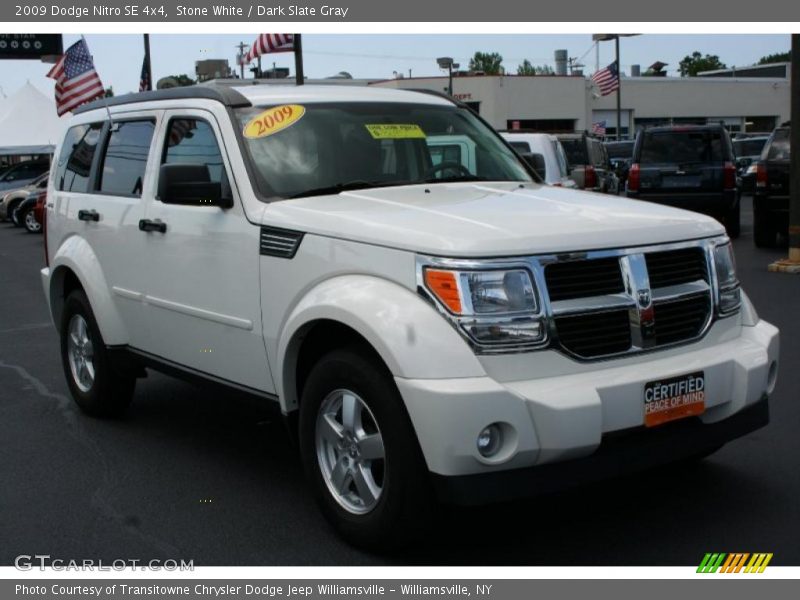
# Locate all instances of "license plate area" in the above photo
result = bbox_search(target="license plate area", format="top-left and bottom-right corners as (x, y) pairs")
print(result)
(644, 371), (705, 427)
(662, 175), (702, 188)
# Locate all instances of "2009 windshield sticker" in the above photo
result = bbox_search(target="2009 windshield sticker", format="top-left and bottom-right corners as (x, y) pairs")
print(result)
(243, 105), (306, 139)
(364, 124), (426, 139)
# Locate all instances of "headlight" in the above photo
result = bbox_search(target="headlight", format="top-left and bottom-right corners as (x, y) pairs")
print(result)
(422, 265), (546, 349)
(713, 242), (741, 315)
(745, 164), (758, 175)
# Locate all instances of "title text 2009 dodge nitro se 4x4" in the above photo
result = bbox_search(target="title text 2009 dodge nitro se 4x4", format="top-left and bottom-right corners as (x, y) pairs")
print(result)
(42, 86), (779, 548)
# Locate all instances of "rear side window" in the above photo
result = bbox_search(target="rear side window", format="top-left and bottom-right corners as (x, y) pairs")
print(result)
(765, 129), (790, 161)
(560, 139), (586, 166)
(56, 123), (103, 193)
(552, 140), (569, 177)
(640, 131), (724, 165)
(99, 120), (155, 197)
(163, 118), (226, 184)
(508, 141), (531, 153)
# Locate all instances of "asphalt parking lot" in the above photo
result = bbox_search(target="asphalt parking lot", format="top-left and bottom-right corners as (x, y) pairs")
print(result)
(1, 196), (798, 566)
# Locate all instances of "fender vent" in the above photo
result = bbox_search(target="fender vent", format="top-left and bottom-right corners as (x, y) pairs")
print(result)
(260, 226), (304, 258)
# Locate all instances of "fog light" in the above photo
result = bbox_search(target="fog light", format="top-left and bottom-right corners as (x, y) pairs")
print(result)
(477, 424), (502, 457)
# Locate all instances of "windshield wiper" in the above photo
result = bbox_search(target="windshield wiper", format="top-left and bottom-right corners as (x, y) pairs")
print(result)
(289, 180), (411, 199)
(423, 174), (490, 184)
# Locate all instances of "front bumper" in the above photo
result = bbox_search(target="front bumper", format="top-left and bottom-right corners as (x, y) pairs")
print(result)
(433, 395), (769, 505)
(396, 318), (778, 502)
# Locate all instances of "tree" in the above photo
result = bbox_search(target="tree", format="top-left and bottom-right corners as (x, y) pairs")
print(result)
(469, 52), (503, 75)
(678, 51), (727, 77)
(165, 74), (196, 87)
(758, 51), (791, 64)
(517, 59), (554, 75)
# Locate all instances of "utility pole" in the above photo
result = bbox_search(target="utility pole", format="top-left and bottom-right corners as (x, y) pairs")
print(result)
(769, 34), (800, 272)
(236, 41), (248, 79)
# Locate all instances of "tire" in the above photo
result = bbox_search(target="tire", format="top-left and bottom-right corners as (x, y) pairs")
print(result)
(753, 202), (776, 248)
(298, 347), (434, 550)
(724, 203), (740, 239)
(60, 290), (135, 417)
(21, 206), (42, 234)
(8, 199), (23, 227)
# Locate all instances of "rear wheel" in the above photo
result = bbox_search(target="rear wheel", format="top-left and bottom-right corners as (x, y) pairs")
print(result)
(60, 290), (135, 417)
(724, 202), (740, 239)
(753, 202), (776, 248)
(22, 206), (42, 233)
(298, 347), (434, 550)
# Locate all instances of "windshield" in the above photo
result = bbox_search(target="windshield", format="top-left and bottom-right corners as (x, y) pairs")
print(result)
(765, 129), (790, 161)
(235, 102), (532, 199)
(605, 141), (634, 159)
(733, 139), (767, 158)
(560, 139), (586, 166)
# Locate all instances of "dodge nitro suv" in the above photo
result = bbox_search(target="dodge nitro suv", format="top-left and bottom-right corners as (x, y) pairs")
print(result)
(42, 86), (779, 549)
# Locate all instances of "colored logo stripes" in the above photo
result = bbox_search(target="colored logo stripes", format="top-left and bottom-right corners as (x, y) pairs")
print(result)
(697, 553), (773, 573)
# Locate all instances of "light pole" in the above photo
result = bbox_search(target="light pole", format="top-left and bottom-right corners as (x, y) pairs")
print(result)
(593, 34), (639, 139)
(437, 56), (455, 96)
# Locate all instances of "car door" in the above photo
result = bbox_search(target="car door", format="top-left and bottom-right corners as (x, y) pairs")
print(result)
(52, 117), (155, 350)
(137, 108), (272, 393)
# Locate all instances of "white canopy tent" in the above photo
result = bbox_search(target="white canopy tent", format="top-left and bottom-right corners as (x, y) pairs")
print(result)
(0, 82), (65, 155)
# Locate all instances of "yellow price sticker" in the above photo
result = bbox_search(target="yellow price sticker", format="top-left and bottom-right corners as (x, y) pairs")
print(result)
(243, 104), (306, 139)
(364, 124), (426, 139)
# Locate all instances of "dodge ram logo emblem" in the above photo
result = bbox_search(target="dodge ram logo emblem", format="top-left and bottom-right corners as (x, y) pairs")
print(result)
(637, 289), (652, 308)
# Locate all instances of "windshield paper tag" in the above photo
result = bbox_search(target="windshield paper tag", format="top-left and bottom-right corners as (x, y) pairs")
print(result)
(243, 105), (305, 139)
(364, 124), (426, 139)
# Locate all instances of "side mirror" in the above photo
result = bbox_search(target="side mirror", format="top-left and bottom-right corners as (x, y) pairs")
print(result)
(521, 152), (547, 180)
(157, 163), (233, 208)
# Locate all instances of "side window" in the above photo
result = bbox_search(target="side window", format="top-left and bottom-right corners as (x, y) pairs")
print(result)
(56, 123), (103, 193)
(162, 118), (227, 185)
(99, 120), (155, 197)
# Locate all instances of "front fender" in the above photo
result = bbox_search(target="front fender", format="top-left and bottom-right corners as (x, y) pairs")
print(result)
(49, 235), (128, 345)
(277, 275), (486, 412)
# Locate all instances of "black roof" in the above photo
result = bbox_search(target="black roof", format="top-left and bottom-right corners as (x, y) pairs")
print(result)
(641, 123), (728, 133)
(72, 85), (252, 115)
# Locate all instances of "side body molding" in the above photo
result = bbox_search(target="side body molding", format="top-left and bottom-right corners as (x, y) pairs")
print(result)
(276, 275), (486, 413)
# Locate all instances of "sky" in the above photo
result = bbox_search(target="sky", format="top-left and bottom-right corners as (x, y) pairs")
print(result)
(0, 33), (790, 99)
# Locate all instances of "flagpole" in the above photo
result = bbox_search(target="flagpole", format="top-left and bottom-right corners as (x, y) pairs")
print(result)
(294, 34), (304, 86)
(143, 34), (152, 91)
(615, 35), (622, 141)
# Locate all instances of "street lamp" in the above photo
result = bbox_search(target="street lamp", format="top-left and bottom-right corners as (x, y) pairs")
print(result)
(437, 56), (455, 96)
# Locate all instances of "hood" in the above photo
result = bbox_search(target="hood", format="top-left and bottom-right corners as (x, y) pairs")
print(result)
(260, 182), (725, 257)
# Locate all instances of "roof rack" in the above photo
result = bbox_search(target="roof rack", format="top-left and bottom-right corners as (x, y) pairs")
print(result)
(73, 85), (252, 115)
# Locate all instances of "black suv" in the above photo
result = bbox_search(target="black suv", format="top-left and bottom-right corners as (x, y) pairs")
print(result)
(752, 126), (790, 247)
(627, 124), (740, 237)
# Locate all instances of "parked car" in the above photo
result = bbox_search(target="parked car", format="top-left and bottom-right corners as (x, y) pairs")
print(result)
(733, 136), (769, 194)
(500, 132), (577, 187)
(752, 126), (790, 247)
(0, 159), (49, 193)
(0, 171), (49, 224)
(604, 140), (635, 190)
(627, 124), (740, 238)
(557, 132), (618, 194)
(42, 86), (778, 549)
(15, 189), (46, 234)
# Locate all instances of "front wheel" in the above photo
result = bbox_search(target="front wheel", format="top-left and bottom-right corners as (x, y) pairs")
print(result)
(60, 290), (136, 417)
(298, 347), (434, 550)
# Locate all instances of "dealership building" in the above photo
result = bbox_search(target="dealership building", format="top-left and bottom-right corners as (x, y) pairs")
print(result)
(371, 62), (791, 137)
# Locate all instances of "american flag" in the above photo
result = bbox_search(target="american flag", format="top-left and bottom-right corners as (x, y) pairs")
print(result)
(46, 39), (105, 116)
(591, 61), (620, 97)
(139, 53), (151, 92)
(241, 34), (294, 64)
(592, 120), (607, 136)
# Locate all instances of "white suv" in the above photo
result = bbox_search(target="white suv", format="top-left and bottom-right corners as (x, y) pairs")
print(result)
(42, 85), (779, 549)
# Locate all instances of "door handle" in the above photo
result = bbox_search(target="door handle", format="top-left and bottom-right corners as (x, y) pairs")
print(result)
(78, 209), (100, 222)
(139, 219), (167, 233)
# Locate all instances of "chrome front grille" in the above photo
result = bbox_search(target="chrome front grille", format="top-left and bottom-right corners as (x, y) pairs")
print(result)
(544, 242), (714, 359)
